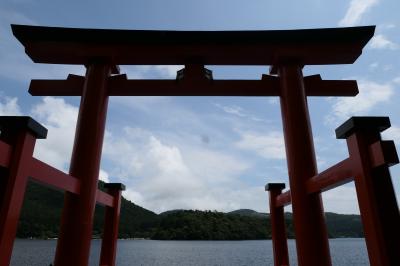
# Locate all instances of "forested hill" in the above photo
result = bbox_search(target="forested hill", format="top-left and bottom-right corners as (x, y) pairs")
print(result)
(17, 181), (159, 239)
(17, 182), (364, 239)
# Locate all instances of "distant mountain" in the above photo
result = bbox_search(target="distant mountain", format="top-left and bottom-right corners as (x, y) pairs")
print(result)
(17, 181), (159, 239)
(325, 212), (363, 238)
(159, 209), (185, 216)
(228, 209), (268, 218)
(153, 210), (270, 240)
(16, 182), (364, 240)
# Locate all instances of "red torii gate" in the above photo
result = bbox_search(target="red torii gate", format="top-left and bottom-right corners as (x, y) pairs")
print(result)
(0, 24), (397, 266)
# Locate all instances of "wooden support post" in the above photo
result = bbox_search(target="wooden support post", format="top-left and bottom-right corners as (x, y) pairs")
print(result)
(276, 64), (331, 266)
(0, 117), (47, 266)
(336, 116), (400, 266)
(54, 63), (112, 266)
(265, 183), (289, 266)
(99, 183), (125, 266)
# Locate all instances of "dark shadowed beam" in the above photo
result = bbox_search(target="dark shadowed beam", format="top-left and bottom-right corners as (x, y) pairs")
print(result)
(29, 74), (85, 96)
(23, 43), (364, 66)
(12, 24), (375, 66)
(29, 74), (358, 97)
(107, 74), (280, 96)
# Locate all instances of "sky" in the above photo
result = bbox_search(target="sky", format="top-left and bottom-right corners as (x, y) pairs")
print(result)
(0, 0), (399, 214)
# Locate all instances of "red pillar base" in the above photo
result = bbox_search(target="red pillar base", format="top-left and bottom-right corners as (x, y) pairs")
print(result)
(265, 183), (289, 266)
(337, 116), (400, 266)
(277, 64), (331, 266)
(55, 64), (112, 266)
(0, 117), (47, 266)
(100, 183), (125, 266)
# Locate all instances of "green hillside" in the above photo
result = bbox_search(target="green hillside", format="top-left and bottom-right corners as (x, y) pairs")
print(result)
(228, 209), (268, 218)
(16, 181), (364, 240)
(153, 210), (270, 240)
(17, 181), (159, 239)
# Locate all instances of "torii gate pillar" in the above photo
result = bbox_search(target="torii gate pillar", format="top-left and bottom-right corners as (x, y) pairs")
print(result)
(54, 63), (112, 266)
(277, 64), (331, 266)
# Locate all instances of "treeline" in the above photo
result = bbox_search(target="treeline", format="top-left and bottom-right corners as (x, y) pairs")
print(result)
(152, 210), (363, 240)
(153, 210), (271, 240)
(17, 181), (159, 239)
(16, 182), (363, 240)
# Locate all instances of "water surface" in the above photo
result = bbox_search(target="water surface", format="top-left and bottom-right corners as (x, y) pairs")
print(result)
(11, 238), (368, 265)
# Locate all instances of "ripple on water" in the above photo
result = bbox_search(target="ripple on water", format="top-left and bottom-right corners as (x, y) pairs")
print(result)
(11, 238), (369, 266)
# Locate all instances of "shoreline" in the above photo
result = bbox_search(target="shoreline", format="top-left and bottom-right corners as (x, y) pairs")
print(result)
(16, 237), (365, 241)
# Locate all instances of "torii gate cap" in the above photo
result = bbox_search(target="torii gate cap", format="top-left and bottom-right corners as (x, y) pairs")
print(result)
(0, 116), (47, 139)
(11, 24), (375, 66)
(265, 183), (286, 191)
(335, 116), (390, 139)
(104, 183), (126, 191)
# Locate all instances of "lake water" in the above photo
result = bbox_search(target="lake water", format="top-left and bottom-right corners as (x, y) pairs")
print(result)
(11, 238), (369, 265)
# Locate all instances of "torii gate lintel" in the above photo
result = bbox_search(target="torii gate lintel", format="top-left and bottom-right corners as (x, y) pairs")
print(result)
(28, 69), (359, 97)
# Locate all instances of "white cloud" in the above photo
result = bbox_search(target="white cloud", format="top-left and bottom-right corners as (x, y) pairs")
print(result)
(316, 155), (327, 169)
(383, 65), (394, 71)
(103, 126), (257, 213)
(0, 10), (85, 82)
(268, 98), (279, 105)
(31, 97), (78, 170)
(370, 34), (399, 50)
(322, 185), (360, 214)
(153, 65), (183, 78)
(325, 80), (394, 125)
(393, 77), (400, 85)
(214, 103), (246, 117)
(120, 65), (182, 79)
(0, 95), (79, 171)
(182, 145), (249, 185)
(383, 126), (400, 144)
(1, 94), (121, 185)
(235, 131), (286, 160)
(0, 96), (21, 116)
(0, 9), (36, 26)
(369, 62), (379, 70)
(0, 10), (179, 83)
(99, 169), (110, 183)
(22, 96), (114, 184)
(123, 188), (145, 206)
(379, 23), (396, 30)
(338, 0), (379, 26)
(214, 103), (268, 123)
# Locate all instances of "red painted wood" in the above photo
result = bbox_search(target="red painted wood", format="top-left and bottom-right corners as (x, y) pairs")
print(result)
(55, 63), (111, 266)
(29, 158), (81, 194)
(29, 76), (358, 97)
(0, 133), (36, 266)
(29, 74), (84, 96)
(99, 188), (122, 266)
(306, 158), (353, 194)
(268, 187), (289, 266)
(368, 140), (399, 168)
(275, 191), (291, 208)
(96, 190), (114, 208)
(304, 78), (358, 96)
(347, 132), (400, 266)
(0, 140), (12, 168)
(278, 64), (331, 266)
(29, 157), (114, 207)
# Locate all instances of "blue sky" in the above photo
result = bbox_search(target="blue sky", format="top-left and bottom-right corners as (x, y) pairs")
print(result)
(0, 0), (399, 214)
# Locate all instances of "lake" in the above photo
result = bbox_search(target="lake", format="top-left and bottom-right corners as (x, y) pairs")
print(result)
(11, 238), (369, 265)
